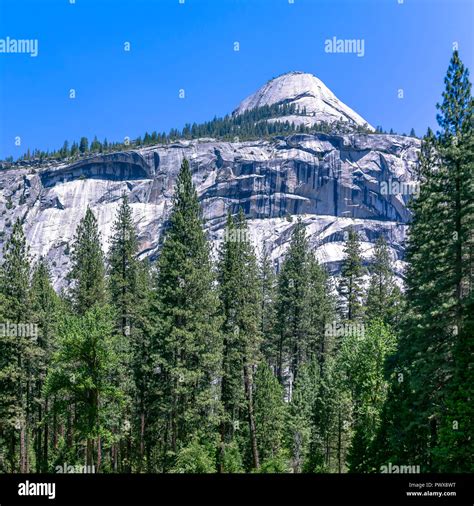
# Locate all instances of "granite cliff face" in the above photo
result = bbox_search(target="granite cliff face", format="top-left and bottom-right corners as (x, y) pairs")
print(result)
(0, 73), (420, 289)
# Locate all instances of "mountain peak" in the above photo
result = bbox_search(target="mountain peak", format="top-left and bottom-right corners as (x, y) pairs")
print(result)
(233, 71), (373, 131)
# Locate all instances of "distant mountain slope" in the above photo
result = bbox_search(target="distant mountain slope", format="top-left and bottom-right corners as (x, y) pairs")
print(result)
(0, 132), (419, 289)
(0, 72), (419, 289)
(233, 71), (374, 131)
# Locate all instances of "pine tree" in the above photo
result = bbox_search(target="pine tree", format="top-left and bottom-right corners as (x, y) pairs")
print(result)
(366, 235), (402, 326)
(378, 50), (474, 471)
(148, 158), (222, 471)
(308, 257), (335, 369)
(107, 198), (153, 471)
(108, 195), (138, 337)
(45, 304), (123, 469)
(287, 359), (320, 472)
(253, 363), (287, 472)
(338, 227), (365, 322)
(344, 320), (396, 472)
(0, 219), (33, 472)
(305, 355), (352, 473)
(79, 137), (89, 154)
(432, 50), (474, 471)
(218, 209), (262, 471)
(275, 219), (313, 384)
(107, 194), (141, 471)
(259, 244), (277, 368)
(90, 136), (101, 152)
(129, 259), (154, 471)
(30, 258), (60, 472)
(68, 208), (106, 314)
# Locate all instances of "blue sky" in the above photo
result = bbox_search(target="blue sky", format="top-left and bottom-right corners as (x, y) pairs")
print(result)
(0, 0), (473, 159)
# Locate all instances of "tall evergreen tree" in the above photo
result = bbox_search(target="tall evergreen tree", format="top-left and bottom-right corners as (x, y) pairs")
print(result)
(366, 235), (402, 326)
(30, 258), (60, 472)
(148, 158), (222, 471)
(129, 259), (154, 471)
(432, 50), (474, 471)
(108, 194), (139, 337)
(45, 304), (123, 469)
(338, 227), (365, 321)
(218, 209), (262, 470)
(253, 363), (287, 471)
(275, 219), (314, 384)
(0, 219), (33, 472)
(68, 208), (106, 314)
(79, 137), (89, 154)
(378, 50), (473, 471)
(107, 194), (141, 471)
(259, 244), (277, 369)
(287, 359), (320, 473)
(308, 257), (335, 370)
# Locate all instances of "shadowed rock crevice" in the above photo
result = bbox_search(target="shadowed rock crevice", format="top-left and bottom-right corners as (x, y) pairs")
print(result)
(40, 152), (152, 188)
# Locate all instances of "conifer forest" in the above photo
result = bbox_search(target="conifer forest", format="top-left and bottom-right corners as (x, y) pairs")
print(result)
(0, 50), (472, 479)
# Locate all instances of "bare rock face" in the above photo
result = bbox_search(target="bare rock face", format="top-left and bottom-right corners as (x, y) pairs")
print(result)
(0, 72), (421, 288)
(233, 71), (374, 130)
(0, 132), (420, 290)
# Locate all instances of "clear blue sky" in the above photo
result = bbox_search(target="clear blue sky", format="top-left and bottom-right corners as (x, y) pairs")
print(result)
(0, 0), (473, 159)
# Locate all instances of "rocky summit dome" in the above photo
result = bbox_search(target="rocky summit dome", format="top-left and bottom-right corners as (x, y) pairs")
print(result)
(233, 71), (373, 131)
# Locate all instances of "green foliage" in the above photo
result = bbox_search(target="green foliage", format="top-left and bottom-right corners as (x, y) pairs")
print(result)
(376, 50), (474, 472)
(79, 137), (89, 154)
(220, 440), (244, 473)
(342, 320), (396, 472)
(0, 218), (31, 321)
(338, 227), (365, 322)
(276, 218), (334, 384)
(366, 236), (402, 326)
(0, 219), (33, 472)
(148, 158), (222, 471)
(30, 258), (61, 472)
(276, 219), (315, 382)
(287, 360), (320, 472)
(68, 208), (106, 314)
(0, 51), (471, 476)
(108, 194), (139, 336)
(259, 245), (277, 367)
(305, 355), (353, 473)
(170, 437), (217, 473)
(45, 304), (123, 467)
(253, 363), (287, 467)
(217, 209), (262, 469)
